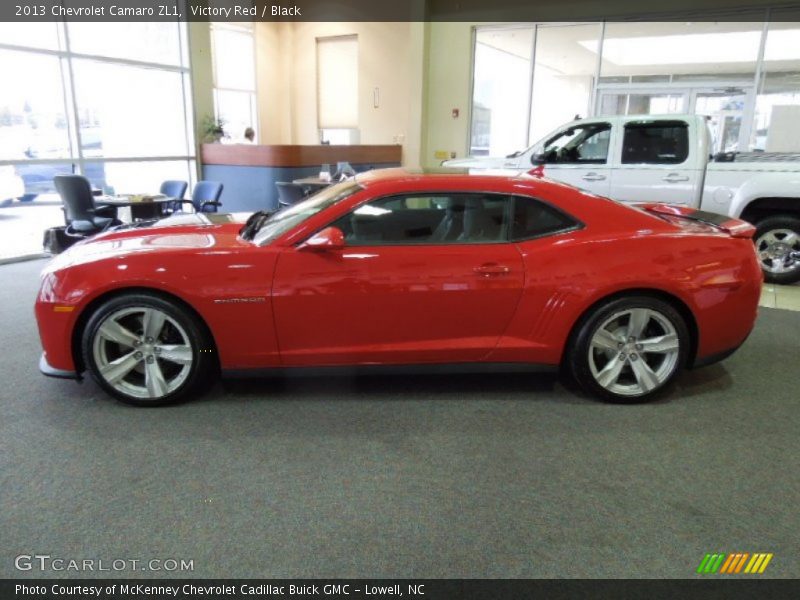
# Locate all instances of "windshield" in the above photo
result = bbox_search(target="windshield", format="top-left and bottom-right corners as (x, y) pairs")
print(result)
(252, 180), (362, 245)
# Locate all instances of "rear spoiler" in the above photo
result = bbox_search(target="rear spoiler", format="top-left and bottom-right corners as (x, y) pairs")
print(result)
(635, 203), (756, 239)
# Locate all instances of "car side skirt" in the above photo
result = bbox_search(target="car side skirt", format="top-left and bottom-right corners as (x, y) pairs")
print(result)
(690, 342), (746, 369)
(222, 362), (559, 379)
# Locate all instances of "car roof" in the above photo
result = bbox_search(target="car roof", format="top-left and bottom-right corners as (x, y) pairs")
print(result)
(352, 167), (605, 201)
(354, 167), (536, 188)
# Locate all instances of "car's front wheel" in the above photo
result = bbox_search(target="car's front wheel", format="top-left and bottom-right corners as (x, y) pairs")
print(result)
(82, 293), (216, 406)
(567, 296), (689, 403)
(754, 215), (800, 285)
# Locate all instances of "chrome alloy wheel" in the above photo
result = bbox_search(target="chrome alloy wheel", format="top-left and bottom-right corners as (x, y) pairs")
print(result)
(91, 306), (193, 400)
(588, 308), (680, 397)
(756, 228), (800, 275)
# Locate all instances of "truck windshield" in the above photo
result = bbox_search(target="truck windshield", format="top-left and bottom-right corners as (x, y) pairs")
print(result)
(252, 180), (362, 245)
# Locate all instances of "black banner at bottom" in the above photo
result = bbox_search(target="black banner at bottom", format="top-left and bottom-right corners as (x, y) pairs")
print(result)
(3, 579), (800, 600)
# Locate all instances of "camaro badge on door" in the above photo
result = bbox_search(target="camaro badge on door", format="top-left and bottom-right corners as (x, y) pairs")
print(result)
(213, 297), (267, 304)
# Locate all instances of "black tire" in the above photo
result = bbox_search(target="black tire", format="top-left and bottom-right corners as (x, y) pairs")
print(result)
(754, 215), (800, 285)
(566, 296), (690, 403)
(81, 293), (217, 406)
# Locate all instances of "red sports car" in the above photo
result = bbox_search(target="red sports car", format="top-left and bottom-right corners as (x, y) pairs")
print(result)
(36, 169), (761, 406)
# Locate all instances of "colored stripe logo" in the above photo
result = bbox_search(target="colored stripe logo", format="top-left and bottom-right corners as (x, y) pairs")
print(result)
(696, 553), (773, 574)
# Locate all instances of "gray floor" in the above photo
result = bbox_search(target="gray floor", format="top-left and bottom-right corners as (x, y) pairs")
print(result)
(1, 258), (798, 579)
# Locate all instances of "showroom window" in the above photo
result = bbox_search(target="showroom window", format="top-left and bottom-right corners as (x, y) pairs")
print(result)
(469, 12), (800, 156)
(470, 27), (534, 157)
(751, 13), (800, 152)
(332, 193), (510, 245)
(212, 22), (258, 144)
(597, 19), (763, 154)
(0, 21), (195, 259)
(530, 23), (602, 144)
(317, 35), (359, 144)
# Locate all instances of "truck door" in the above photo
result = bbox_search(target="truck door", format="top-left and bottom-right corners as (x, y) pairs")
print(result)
(536, 122), (613, 197)
(609, 119), (703, 205)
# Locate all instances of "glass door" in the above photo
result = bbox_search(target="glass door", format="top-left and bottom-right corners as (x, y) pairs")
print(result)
(690, 87), (754, 153)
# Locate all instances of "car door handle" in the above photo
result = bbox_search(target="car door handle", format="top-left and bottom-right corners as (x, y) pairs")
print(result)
(582, 172), (606, 181)
(663, 173), (690, 183)
(474, 264), (510, 277)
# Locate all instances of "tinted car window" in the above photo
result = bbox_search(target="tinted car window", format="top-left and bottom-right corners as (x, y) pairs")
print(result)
(331, 193), (511, 245)
(511, 196), (578, 241)
(542, 123), (611, 164)
(622, 121), (689, 164)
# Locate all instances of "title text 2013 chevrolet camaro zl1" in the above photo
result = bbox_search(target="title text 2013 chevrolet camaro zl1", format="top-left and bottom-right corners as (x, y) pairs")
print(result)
(35, 169), (761, 406)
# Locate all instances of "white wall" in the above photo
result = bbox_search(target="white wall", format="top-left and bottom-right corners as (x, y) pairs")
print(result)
(251, 22), (415, 163)
(255, 22), (293, 144)
(421, 22), (475, 166)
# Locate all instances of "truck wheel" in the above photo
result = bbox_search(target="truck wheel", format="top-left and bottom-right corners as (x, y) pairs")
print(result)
(754, 216), (800, 285)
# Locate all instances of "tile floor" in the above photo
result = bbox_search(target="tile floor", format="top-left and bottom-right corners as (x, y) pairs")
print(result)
(760, 282), (800, 311)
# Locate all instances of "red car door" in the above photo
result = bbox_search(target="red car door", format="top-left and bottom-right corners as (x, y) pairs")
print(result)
(271, 193), (525, 366)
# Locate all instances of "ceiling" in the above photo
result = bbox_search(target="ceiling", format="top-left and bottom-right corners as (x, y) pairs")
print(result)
(476, 20), (800, 78)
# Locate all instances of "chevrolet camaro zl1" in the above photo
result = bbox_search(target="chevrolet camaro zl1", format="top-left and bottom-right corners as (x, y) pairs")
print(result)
(36, 169), (761, 406)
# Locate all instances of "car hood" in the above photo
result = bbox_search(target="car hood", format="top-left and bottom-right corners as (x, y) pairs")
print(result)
(45, 212), (255, 272)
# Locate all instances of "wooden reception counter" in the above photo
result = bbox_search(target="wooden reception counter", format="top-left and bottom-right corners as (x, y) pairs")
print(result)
(200, 144), (403, 212)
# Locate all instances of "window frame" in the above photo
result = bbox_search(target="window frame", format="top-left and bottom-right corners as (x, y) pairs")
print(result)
(317, 190), (583, 247)
(211, 22), (258, 144)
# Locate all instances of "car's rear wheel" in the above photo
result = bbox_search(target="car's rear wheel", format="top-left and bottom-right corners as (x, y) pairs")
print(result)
(567, 296), (689, 403)
(754, 216), (800, 285)
(82, 293), (216, 406)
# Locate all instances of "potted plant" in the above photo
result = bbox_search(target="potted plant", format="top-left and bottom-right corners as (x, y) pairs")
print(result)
(201, 115), (228, 143)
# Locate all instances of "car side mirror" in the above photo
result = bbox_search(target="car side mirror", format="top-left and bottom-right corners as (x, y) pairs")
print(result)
(531, 152), (547, 165)
(299, 226), (345, 251)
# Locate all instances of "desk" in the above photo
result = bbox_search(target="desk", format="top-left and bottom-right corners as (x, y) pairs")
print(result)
(291, 176), (332, 195)
(98, 195), (176, 221)
(201, 143), (402, 212)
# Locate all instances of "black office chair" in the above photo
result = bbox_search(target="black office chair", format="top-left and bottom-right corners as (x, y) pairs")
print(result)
(54, 174), (119, 235)
(173, 181), (223, 213)
(275, 182), (307, 208)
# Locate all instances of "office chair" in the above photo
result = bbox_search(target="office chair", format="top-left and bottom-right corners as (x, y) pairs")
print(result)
(159, 180), (189, 216)
(174, 181), (224, 213)
(54, 174), (119, 235)
(275, 182), (307, 208)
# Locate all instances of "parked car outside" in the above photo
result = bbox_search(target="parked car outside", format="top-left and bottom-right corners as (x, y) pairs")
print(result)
(0, 166), (24, 207)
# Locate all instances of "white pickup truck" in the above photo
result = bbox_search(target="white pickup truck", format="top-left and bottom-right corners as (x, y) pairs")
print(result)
(445, 114), (800, 284)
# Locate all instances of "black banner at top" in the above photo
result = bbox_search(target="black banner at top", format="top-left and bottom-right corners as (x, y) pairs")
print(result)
(2, 0), (800, 22)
